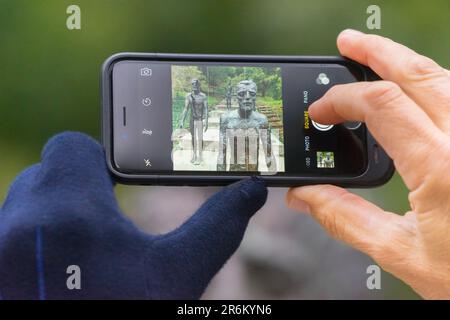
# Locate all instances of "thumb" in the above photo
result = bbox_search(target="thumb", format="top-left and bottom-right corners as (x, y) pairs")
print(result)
(3, 131), (116, 209)
(39, 131), (114, 189)
(286, 185), (404, 261)
(148, 177), (267, 299)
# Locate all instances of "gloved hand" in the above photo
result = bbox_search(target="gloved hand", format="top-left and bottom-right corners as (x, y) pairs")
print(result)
(0, 132), (267, 299)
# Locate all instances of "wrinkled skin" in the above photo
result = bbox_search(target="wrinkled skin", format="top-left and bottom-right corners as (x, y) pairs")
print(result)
(286, 29), (450, 299)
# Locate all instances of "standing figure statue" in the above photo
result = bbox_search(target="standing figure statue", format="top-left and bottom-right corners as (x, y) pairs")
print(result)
(225, 80), (233, 111)
(217, 80), (276, 172)
(179, 79), (208, 165)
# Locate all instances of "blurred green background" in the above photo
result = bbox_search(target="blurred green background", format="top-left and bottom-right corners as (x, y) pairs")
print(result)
(0, 0), (449, 299)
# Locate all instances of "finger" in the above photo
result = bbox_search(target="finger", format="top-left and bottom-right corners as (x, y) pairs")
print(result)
(1, 132), (124, 240)
(337, 29), (450, 133)
(41, 132), (111, 185)
(308, 81), (444, 190)
(1, 164), (41, 211)
(149, 177), (267, 299)
(2, 132), (118, 216)
(35, 132), (115, 203)
(286, 185), (403, 262)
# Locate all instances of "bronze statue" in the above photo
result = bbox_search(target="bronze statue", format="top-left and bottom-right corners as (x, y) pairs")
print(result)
(179, 79), (208, 165)
(217, 80), (276, 172)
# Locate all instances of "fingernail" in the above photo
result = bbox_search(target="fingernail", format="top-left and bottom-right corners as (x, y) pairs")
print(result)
(287, 198), (311, 214)
(341, 29), (364, 37)
(308, 101), (318, 113)
(308, 101), (322, 119)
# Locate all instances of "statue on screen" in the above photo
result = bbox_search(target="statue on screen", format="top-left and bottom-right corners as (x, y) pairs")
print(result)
(217, 80), (276, 172)
(225, 79), (233, 111)
(179, 79), (208, 165)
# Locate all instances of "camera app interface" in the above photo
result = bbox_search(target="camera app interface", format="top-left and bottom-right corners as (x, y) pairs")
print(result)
(112, 60), (367, 177)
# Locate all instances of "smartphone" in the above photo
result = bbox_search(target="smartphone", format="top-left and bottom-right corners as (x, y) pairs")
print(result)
(101, 53), (394, 187)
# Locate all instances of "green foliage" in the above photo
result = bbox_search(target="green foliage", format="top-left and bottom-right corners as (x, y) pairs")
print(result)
(172, 65), (282, 101)
(207, 96), (219, 110)
(206, 66), (237, 96)
(172, 95), (185, 130)
(172, 66), (206, 94)
(258, 96), (283, 119)
(227, 67), (282, 99)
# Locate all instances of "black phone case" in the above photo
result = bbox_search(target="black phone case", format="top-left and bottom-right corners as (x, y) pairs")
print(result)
(101, 53), (394, 187)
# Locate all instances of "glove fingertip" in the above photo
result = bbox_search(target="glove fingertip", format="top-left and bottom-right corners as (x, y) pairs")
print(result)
(223, 176), (268, 217)
(41, 131), (104, 164)
(38, 131), (114, 190)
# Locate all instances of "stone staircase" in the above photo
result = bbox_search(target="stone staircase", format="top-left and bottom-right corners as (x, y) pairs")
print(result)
(256, 105), (284, 141)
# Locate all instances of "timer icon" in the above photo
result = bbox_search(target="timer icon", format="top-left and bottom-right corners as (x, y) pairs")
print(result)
(142, 97), (152, 107)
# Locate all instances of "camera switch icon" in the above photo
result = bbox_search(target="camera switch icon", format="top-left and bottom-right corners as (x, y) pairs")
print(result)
(140, 67), (152, 77)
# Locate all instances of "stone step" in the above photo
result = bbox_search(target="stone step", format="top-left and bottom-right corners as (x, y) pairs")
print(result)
(206, 123), (284, 133)
(172, 150), (219, 171)
(174, 129), (284, 153)
(214, 104), (229, 110)
(210, 111), (281, 121)
(175, 129), (284, 144)
(209, 110), (228, 118)
(174, 129), (220, 152)
(172, 147), (286, 172)
(206, 104), (284, 136)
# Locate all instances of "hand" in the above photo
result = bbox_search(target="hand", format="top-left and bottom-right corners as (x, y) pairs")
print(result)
(0, 132), (267, 299)
(286, 30), (450, 299)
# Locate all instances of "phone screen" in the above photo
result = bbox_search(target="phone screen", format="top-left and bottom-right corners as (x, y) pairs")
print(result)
(111, 59), (367, 177)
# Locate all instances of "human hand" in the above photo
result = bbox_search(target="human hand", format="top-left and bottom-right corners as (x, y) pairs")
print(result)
(0, 132), (267, 299)
(286, 30), (450, 299)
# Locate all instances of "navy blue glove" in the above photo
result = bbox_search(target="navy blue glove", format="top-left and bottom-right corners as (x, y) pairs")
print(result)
(0, 132), (267, 299)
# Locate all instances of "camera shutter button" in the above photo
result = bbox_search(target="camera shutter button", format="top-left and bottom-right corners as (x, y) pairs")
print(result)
(311, 120), (334, 131)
